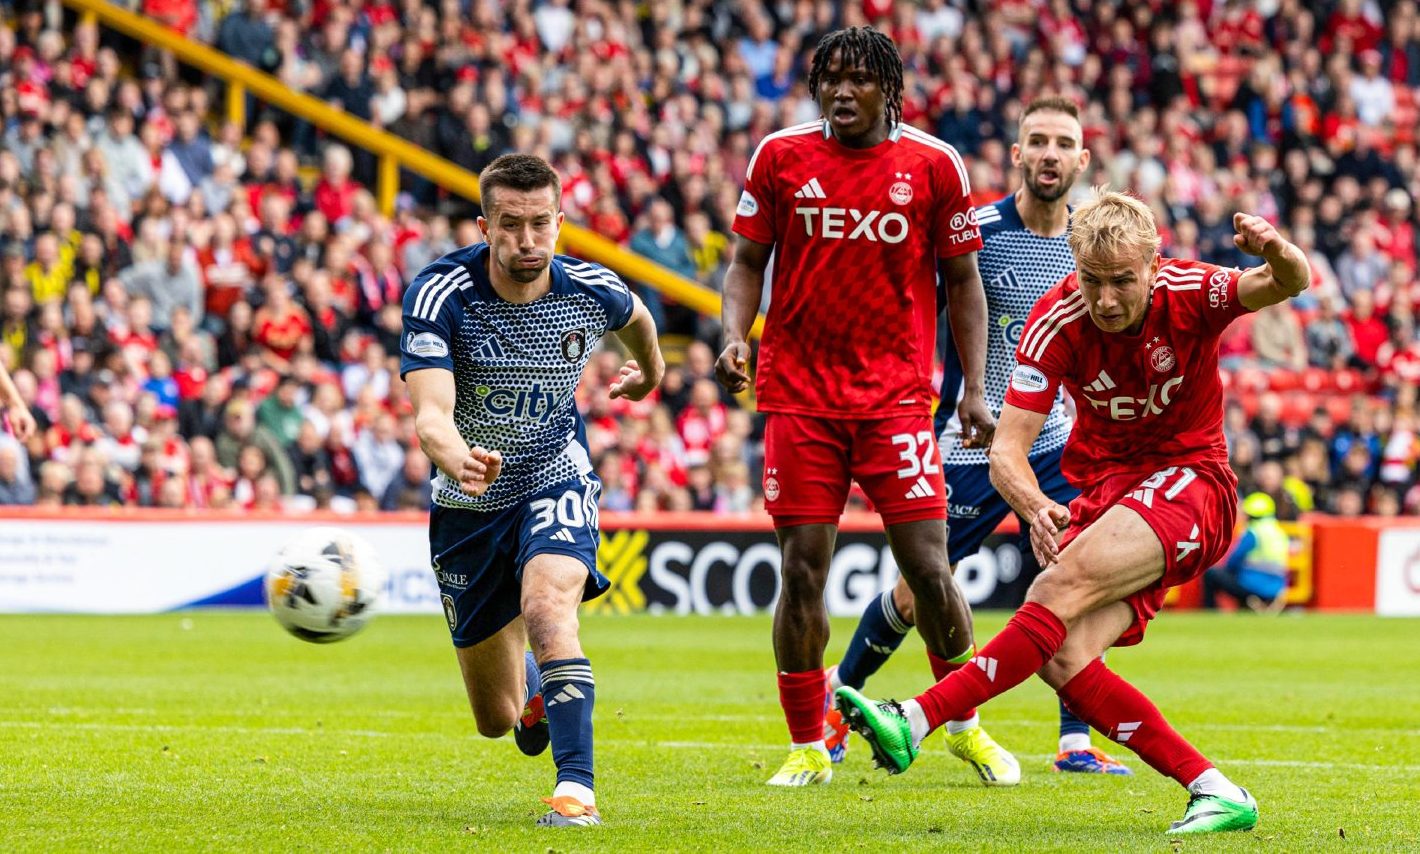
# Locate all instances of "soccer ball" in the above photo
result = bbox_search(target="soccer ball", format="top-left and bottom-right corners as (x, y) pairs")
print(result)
(265, 527), (385, 643)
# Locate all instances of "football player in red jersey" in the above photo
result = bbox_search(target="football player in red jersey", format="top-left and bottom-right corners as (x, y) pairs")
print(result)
(836, 191), (1311, 834)
(715, 27), (1012, 787)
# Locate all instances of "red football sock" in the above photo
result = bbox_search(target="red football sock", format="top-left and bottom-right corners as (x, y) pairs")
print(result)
(1056, 658), (1214, 787)
(777, 669), (827, 745)
(914, 602), (1067, 732)
(926, 649), (977, 722)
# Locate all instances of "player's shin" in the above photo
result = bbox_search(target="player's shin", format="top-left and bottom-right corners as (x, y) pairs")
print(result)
(835, 590), (913, 690)
(1055, 659), (1221, 791)
(913, 602), (1067, 733)
(539, 658), (597, 805)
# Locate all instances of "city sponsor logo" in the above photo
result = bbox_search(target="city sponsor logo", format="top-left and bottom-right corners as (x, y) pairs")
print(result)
(560, 328), (587, 363)
(405, 331), (449, 358)
(474, 381), (563, 423)
(1082, 375), (1185, 421)
(1207, 269), (1230, 310)
(736, 190), (759, 217)
(1010, 364), (1049, 393)
(794, 206), (910, 243)
(998, 313), (1025, 348)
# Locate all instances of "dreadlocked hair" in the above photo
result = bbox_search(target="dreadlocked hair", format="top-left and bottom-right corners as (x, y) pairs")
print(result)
(807, 27), (905, 130)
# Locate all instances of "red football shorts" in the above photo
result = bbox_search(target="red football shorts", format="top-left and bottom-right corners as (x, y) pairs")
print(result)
(762, 413), (947, 528)
(1058, 461), (1238, 646)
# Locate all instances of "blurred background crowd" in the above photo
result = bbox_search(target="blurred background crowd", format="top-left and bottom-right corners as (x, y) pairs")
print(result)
(1, 0), (1418, 517)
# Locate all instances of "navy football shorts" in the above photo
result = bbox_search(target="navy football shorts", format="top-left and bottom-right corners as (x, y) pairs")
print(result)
(428, 476), (608, 648)
(945, 446), (1078, 564)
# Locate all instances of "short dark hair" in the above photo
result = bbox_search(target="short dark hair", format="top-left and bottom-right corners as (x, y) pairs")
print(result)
(1020, 96), (1081, 126)
(478, 154), (561, 216)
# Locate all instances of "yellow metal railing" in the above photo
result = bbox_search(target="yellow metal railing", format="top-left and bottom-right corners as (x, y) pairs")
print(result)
(64, 0), (764, 337)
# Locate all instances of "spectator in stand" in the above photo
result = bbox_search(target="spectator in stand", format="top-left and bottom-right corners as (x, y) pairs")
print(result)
(61, 448), (123, 507)
(1305, 296), (1355, 370)
(1252, 392), (1303, 464)
(1251, 302), (1307, 371)
(215, 399), (295, 494)
(119, 239), (203, 331)
(1344, 288), (1391, 369)
(256, 373), (303, 447)
(0, 442), (34, 505)
(1336, 231), (1391, 301)
(629, 198), (697, 330)
(351, 410), (402, 498)
(378, 446), (431, 511)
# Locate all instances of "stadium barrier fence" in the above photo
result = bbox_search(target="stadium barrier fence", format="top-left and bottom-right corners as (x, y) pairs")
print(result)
(3, 509), (1402, 615)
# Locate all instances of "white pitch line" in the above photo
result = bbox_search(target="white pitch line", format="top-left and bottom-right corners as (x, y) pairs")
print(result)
(6, 722), (1419, 774)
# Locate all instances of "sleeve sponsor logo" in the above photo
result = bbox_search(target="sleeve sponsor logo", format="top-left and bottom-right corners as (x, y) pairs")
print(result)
(1010, 364), (1048, 393)
(736, 190), (759, 217)
(1208, 269), (1230, 309)
(405, 332), (449, 358)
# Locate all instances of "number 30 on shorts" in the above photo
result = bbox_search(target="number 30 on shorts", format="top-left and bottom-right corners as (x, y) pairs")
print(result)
(528, 486), (600, 534)
(891, 431), (941, 479)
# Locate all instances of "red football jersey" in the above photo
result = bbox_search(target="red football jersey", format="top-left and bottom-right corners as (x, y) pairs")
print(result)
(1004, 258), (1251, 493)
(733, 120), (981, 418)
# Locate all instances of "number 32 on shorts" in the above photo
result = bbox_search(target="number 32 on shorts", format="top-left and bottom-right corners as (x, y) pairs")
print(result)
(891, 431), (941, 479)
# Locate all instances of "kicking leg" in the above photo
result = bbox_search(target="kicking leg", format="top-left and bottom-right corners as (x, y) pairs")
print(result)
(454, 615), (533, 740)
(523, 553), (602, 826)
(766, 523), (837, 786)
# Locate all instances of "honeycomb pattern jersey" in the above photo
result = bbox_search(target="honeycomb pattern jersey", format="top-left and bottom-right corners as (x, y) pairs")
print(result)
(399, 243), (634, 511)
(936, 195), (1073, 465)
(733, 121), (981, 418)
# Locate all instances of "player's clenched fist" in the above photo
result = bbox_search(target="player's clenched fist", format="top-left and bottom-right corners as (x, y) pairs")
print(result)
(458, 447), (502, 497)
(957, 391), (996, 450)
(1232, 213), (1281, 258)
(714, 340), (752, 394)
(1029, 502), (1071, 567)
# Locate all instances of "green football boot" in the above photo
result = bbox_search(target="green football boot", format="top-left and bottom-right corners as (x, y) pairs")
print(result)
(833, 687), (918, 775)
(1167, 789), (1259, 834)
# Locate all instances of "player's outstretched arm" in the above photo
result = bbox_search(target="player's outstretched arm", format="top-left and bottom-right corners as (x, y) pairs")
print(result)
(715, 235), (772, 395)
(0, 361), (35, 441)
(989, 402), (1069, 566)
(407, 368), (501, 497)
(1234, 213), (1310, 311)
(609, 293), (665, 401)
(940, 252), (995, 449)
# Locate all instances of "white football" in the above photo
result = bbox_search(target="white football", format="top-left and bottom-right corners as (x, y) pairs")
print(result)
(265, 527), (384, 643)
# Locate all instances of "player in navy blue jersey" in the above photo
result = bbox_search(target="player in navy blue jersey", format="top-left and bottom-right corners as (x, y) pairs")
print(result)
(402, 154), (663, 827)
(826, 97), (1132, 777)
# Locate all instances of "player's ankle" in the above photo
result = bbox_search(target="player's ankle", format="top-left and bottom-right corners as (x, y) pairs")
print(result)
(553, 780), (595, 807)
(945, 712), (980, 735)
(902, 699), (930, 746)
(1058, 732), (1091, 753)
(1186, 768), (1244, 803)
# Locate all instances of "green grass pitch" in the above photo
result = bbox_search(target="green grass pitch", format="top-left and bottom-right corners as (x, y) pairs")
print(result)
(2, 611), (1417, 851)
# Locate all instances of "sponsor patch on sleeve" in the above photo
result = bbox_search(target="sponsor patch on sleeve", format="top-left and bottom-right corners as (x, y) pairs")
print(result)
(736, 190), (759, 217)
(406, 332), (449, 358)
(1010, 364), (1048, 393)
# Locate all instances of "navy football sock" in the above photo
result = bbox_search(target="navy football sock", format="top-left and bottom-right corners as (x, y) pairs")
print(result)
(540, 657), (596, 791)
(836, 590), (912, 690)
(523, 650), (542, 706)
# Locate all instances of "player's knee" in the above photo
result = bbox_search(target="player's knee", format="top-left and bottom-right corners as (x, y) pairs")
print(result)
(470, 696), (520, 738)
(1024, 564), (1093, 624)
(778, 555), (827, 601)
(1037, 649), (1092, 691)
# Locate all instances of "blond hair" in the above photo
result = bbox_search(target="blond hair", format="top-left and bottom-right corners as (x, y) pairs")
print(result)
(1068, 188), (1161, 267)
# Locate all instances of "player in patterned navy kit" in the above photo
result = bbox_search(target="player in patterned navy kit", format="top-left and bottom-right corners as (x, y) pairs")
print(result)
(402, 155), (663, 828)
(717, 28), (1012, 788)
(826, 98), (1131, 776)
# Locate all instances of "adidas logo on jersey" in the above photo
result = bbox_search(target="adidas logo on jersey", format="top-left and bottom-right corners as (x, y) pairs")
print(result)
(475, 337), (506, 360)
(1083, 370), (1117, 394)
(793, 177), (826, 199)
(550, 528), (576, 544)
(904, 476), (936, 500)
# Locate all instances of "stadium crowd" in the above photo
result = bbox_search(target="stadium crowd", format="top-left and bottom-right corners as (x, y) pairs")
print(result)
(1, 0), (1419, 517)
